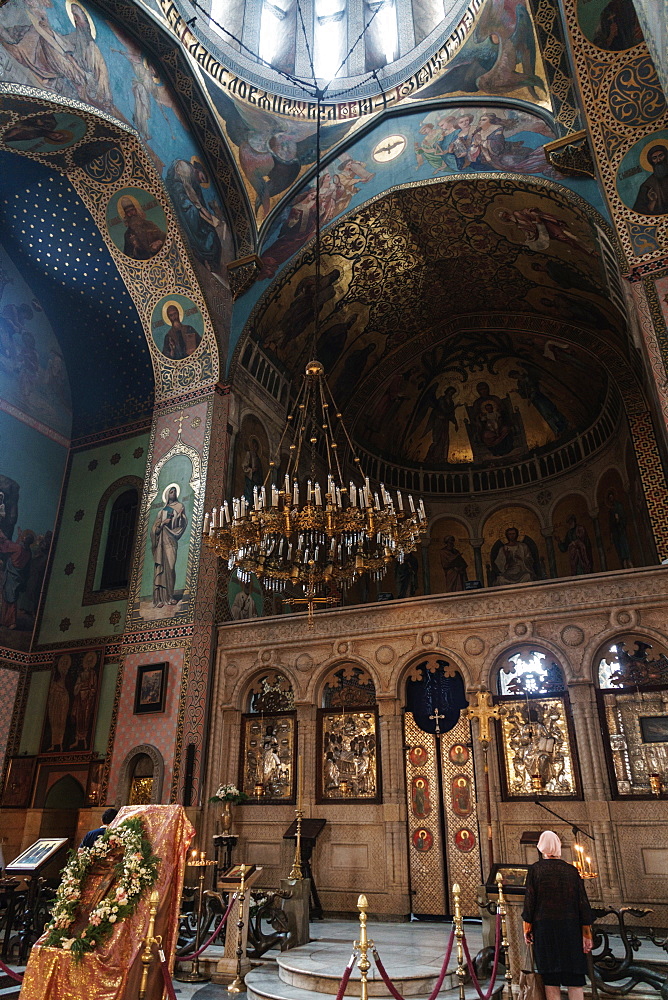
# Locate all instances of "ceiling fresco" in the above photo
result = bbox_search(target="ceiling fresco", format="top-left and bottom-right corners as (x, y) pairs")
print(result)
(0, 149), (154, 437)
(249, 178), (622, 369)
(352, 331), (608, 467)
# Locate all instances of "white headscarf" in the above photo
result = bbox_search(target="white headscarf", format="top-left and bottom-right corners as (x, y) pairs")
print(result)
(537, 830), (562, 858)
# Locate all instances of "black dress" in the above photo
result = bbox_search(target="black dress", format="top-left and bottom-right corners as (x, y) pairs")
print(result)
(522, 858), (594, 988)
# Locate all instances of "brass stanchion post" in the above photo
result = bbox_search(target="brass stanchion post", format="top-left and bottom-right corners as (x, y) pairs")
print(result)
(175, 851), (215, 983)
(354, 894), (374, 1000)
(289, 809), (304, 880)
(139, 890), (162, 1000)
(453, 883), (466, 1000)
(496, 872), (512, 1000)
(228, 864), (248, 993)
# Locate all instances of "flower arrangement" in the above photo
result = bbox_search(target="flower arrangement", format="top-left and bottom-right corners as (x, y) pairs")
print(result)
(43, 817), (159, 959)
(209, 783), (248, 804)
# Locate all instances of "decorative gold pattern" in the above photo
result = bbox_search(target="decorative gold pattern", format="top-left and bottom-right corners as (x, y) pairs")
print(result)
(498, 697), (576, 796)
(240, 712), (295, 801)
(601, 688), (668, 796)
(403, 712), (446, 916)
(318, 708), (378, 802)
(440, 714), (481, 915)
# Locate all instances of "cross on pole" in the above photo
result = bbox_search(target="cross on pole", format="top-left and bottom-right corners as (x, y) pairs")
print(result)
(464, 687), (500, 747)
(429, 708), (445, 735)
(462, 686), (501, 874)
(174, 410), (188, 437)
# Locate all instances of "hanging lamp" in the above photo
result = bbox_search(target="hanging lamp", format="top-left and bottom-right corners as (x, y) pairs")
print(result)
(202, 93), (427, 609)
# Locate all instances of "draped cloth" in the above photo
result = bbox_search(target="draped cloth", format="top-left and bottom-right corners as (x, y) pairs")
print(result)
(20, 805), (195, 1000)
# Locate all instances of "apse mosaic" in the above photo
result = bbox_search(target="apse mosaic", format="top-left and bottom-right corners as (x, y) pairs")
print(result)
(354, 332), (606, 469)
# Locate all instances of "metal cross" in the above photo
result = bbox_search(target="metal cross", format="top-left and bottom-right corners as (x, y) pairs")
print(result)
(464, 687), (500, 747)
(429, 708), (445, 735)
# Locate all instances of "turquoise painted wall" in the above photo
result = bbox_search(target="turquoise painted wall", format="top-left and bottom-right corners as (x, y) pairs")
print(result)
(38, 431), (149, 644)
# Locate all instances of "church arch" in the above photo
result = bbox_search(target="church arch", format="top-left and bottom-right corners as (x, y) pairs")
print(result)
(238, 669), (296, 804)
(83, 476), (143, 604)
(116, 744), (164, 806)
(312, 656), (380, 706)
(43, 774), (86, 810)
(397, 649), (474, 697)
(489, 643), (568, 696)
(593, 632), (668, 689)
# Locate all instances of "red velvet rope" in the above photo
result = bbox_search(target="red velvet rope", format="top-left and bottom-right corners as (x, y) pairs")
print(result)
(174, 891), (237, 963)
(0, 957), (23, 983)
(156, 944), (180, 1000)
(462, 911), (502, 1000)
(373, 924), (455, 1000)
(334, 951), (358, 1000)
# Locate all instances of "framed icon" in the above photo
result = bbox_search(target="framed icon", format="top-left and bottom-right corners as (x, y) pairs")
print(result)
(134, 662), (168, 715)
(5, 838), (68, 875)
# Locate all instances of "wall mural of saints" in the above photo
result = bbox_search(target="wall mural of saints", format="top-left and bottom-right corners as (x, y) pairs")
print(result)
(551, 494), (598, 577)
(105, 188), (167, 261)
(617, 132), (668, 216)
(139, 453), (195, 620)
(428, 521), (474, 594)
(482, 505), (546, 587)
(0, 0), (234, 364)
(151, 295), (204, 360)
(40, 650), (102, 753)
(576, 0), (643, 52)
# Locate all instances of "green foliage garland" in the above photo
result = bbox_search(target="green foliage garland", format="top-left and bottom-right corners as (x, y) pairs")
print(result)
(43, 817), (159, 959)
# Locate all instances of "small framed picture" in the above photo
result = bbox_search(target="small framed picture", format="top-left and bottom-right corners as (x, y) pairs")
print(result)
(639, 716), (668, 744)
(485, 862), (530, 895)
(134, 662), (168, 715)
(6, 838), (69, 875)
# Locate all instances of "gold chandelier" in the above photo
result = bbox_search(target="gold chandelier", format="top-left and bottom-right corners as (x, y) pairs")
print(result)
(203, 359), (427, 595)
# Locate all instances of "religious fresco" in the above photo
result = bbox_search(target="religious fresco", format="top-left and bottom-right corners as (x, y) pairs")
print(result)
(481, 505), (546, 586)
(551, 494), (598, 577)
(0, 244), (72, 439)
(428, 521), (473, 593)
(150, 295), (204, 360)
(616, 132), (668, 216)
(232, 413), (270, 504)
(596, 468), (642, 571)
(245, 181), (621, 410)
(105, 187), (168, 261)
(227, 568), (263, 619)
(354, 332), (606, 468)
(0, 0), (234, 364)
(138, 453), (195, 621)
(40, 650), (102, 754)
(575, 0), (643, 51)
(256, 105), (560, 281)
(2, 110), (87, 151)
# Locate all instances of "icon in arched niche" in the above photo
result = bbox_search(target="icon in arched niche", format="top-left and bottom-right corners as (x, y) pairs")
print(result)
(106, 187), (167, 261)
(139, 455), (194, 621)
(151, 294), (204, 360)
(454, 828), (476, 852)
(451, 775), (473, 817)
(411, 776), (432, 819)
(576, 0), (642, 52)
(3, 111), (87, 152)
(617, 131), (668, 216)
(412, 828), (434, 852)
(227, 568), (263, 620)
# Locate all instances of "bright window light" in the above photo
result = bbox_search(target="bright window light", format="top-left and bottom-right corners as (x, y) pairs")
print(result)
(376, 0), (397, 63)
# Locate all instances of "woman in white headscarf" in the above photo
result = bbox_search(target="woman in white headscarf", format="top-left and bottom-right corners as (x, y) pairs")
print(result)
(522, 831), (594, 1000)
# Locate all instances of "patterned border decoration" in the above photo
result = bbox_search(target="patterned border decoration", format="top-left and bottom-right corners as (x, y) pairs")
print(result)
(561, 0), (668, 268)
(83, 0), (255, 254)
(529, 0), (584, 134)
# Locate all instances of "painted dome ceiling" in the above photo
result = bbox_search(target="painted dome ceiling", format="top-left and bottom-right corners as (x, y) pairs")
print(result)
(242, 176), (627, 472)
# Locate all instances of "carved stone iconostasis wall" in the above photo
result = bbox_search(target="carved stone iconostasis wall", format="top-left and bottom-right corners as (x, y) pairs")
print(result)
(210, 564), (668, 919)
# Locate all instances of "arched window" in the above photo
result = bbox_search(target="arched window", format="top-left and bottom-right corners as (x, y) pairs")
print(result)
(494, 647), (578, 799)
(83, 477), (142, 604)
(318, 665), (379, 803)
(241, 672), (295, 804)
(117, 744), (164, 806)
(595, 635), (668, 798)
(129, 753), (154, 805)
(496, 648), (566, 696)
(100, 488), (139, 590)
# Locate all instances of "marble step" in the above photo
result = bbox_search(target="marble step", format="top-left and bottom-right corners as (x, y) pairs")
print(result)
(246, 966), (500, 1000)
(274, 948), (457, 997)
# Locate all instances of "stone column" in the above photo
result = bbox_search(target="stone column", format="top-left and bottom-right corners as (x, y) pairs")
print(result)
(421, 544), (431, 595)
(591, 511), (607, 571)
(470, 537), (485, 586)
(377, 696), (410, 908)
(542, 529), (557, 578)
(294, 702), (318, 816)
(568, 683), (607, 801)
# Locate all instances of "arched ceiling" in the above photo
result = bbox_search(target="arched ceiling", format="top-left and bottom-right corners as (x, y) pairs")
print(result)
(242, 176), (630, 471)
(0, 150), (154, 438)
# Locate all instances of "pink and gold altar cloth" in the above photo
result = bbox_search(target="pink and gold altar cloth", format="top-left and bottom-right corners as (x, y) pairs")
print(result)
(21, 804), (195, 1000)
